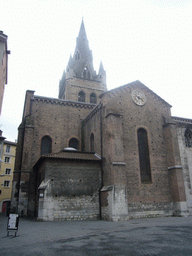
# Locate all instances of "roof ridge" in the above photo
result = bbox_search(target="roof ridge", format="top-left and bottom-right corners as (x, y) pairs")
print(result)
(99, 80), (172, 107)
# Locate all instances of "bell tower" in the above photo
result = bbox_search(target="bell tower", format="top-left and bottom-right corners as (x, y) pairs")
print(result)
(59, 20), (107, 103)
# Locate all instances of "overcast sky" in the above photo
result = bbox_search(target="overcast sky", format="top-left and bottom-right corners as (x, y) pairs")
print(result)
(0, 0), (191, 142)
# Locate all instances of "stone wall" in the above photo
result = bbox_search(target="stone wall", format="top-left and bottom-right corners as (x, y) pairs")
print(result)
(37, 159), (101, 221)
(128, 202), (173, 218)
(38, 192), (100, 221)
(175, 122), (192, 215)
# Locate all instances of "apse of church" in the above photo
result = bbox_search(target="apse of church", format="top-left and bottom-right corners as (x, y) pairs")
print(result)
(11, 20), (191, 220)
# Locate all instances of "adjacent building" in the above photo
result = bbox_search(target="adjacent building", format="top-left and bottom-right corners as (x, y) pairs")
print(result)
(0, 31), (10, 115)
(11, 21), (192, 221)
(0, 139), (17, 214)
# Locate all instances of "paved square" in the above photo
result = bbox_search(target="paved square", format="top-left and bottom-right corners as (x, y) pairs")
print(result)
(0, 214), (192, 255)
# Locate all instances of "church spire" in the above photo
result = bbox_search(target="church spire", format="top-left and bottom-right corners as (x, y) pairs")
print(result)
(58, 20), (107, 100)
(75, 19), (90, 59)
(78, 19), (88, 41)
(99, 61), (105, 74)
(70, 20), (94, 79)
(98, 61), (106, 85)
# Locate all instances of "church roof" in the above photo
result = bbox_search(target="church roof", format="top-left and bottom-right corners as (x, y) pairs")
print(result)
(33, 95), (96, 109)
(34, 150), (101, 168)
(99, 80), (172, 107)
(44, 151), (101, 161)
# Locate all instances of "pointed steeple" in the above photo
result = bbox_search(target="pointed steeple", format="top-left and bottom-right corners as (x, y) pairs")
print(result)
(71, 20), (94, 79)
(59, 70), (66, 99)
(75, 19), (90, 59)
(98, 61), (106, 85)
(68, 54), (73, 68)
(99, 61), (105, 74)
(78, 19), (88, 41)
(58, 20), (107, 100)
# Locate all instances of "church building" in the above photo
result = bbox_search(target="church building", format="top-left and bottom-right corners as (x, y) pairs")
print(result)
(11, 21), (192, 221)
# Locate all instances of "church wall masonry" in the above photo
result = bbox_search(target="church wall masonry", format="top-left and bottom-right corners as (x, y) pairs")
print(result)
(82, 104), (102, 154)
(36, 158), (101, 221)
(82, 81), (189, 218)
(12, 91), (97, 216)
(64, 78), (106, 103)
(11, 20), (191, 220)
(173, 118), (192, 215)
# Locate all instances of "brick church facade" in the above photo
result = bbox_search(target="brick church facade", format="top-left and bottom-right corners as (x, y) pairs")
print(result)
(11, 21), (192, 221)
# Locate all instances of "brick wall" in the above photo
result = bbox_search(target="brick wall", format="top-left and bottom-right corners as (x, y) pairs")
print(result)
(37, 159), (101, 221)
(83, 82), (178, 218)
(12, 92), (96, 216)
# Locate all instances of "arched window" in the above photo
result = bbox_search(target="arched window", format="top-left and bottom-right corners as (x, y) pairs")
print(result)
(75, 51), (80, 60)
(90, 93), (97, 104)
(82, 66), (91, 80)
(83, 69), (86, 79)
(69, 138), (79, 150)
(90, 133), (94, 152)
(78, 91), (85, 102)
(185, 128), (192, 148)
(41, 136), (52, 155)
(87, 71), (91, 80)
(137, 128), (151, 182)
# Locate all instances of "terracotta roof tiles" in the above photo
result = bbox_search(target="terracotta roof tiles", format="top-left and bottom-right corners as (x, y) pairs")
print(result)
(41, 150), (101, 161)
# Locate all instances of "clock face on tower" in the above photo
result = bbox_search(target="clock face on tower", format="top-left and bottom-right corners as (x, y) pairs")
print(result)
(132, 90), (146, 106)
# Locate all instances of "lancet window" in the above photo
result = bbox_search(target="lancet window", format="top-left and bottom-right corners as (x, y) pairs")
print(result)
(75, 51), (80, 60)
(90, 133), (94, 152)
(78, 91), (85, 102)
(41, 136), (52, 155)
(69, 138), (79, 150)
(137, 128), (151, 182)
(83, 67), (91, 80)
(185, 128), (192, 148)
(90, 93), (97, 104)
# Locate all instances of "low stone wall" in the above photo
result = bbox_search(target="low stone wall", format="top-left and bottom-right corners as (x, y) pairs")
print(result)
(38, 191), (100, 221)
(128, 202), (173, 219)
(101, 185), (129, 221)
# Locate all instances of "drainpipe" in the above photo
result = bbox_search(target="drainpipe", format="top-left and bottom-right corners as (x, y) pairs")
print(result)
(15, 123), (25, 214)
(99, 103), (104, 219)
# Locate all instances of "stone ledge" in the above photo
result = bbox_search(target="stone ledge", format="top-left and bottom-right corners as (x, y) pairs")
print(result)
(112, 162), (126, 166)
(168, 166), (183, 170)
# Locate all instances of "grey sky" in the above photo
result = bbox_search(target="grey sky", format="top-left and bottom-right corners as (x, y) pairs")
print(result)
(0, 0), (191, 141)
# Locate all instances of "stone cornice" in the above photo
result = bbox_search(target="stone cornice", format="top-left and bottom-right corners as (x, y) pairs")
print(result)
(82, 103), (101, 124)
(112, 162), (126, 166)
(168, 166), (183, 170)
(105, 113), (122, 119)
(172, 116), (192, 124)
(70, 84), (105, 92)
(33, 97), (96, 109)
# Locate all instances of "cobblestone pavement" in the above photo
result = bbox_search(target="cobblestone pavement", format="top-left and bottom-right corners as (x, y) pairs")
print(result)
(0, 214), (192, 255)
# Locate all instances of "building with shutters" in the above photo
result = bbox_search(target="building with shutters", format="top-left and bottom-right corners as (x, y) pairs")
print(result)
(0, 138), (17, 214)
